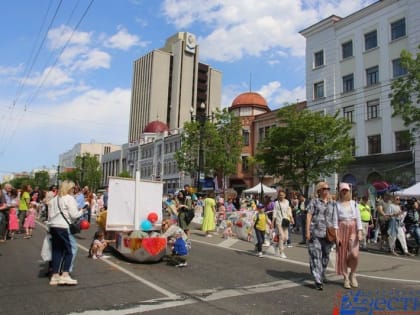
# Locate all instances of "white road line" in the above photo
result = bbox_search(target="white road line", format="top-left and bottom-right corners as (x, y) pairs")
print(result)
(192, 238), (420, 284)
(37, 221), (177, 299)
(217, 237), (239, 248)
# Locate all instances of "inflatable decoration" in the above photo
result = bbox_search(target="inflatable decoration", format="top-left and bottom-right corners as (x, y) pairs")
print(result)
(140, 219), (153, 231)
(80, 220), (90, 230)
(147, 212), (158, 223)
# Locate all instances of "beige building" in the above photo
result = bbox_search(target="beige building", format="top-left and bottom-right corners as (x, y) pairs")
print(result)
(128, 32), (222, 143)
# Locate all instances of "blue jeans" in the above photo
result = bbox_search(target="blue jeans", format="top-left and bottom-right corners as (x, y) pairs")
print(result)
(50, 227), (73, 274)
(255, 228), (265, 252)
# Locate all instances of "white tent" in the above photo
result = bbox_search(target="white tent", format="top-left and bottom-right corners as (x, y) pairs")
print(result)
(242, 183), (277, 197)
(395, 182), (420, 198)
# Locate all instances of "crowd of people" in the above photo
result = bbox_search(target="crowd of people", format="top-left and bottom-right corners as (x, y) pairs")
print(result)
(164, 182), (419, 291)
(0, 181), (109, 286)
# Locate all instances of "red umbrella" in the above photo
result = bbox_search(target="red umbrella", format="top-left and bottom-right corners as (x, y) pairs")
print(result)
(372, 181), (389, 192)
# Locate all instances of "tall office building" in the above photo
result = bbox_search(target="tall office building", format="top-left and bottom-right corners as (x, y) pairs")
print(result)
(300, 0), (420, 193)
(128, 32), (222, 143)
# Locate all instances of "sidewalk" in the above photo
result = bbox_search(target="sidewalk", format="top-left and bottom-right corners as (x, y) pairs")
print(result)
(189, 227), (420, 285)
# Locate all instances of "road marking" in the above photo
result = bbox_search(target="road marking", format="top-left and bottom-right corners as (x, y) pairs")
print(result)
(217, 237), (239, 248)
(192, 238), (420, 284)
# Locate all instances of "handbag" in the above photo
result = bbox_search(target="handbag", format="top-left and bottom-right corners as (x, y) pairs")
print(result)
(57, 197), (81, 234)
(281, 218), (290, 228)
(326, 226), (336, 243)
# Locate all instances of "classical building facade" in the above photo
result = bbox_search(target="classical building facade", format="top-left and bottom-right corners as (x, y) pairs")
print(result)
(128, 32), (222, 143)
(300, 0), (420, 194)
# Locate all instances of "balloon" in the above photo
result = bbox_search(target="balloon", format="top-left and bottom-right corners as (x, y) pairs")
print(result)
(80, 220), (90, 230)
(147, 212), (158, 223)
(140, 220), (153, 231)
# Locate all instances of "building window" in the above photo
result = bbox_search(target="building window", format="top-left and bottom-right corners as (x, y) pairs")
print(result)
(242, 130), (250, 146)
(392, 58), (407, 78)
(367, 99), (379, 120)
(391, 18), (406, 41)
(342, 74), (354, 93)
(395, 130), (411, 151)
(342, 41), (353, 59)
(314, 50), (324, 68)
(368, 134), (381, 154)
(314, 81), (324, 100)
(364, 30), (377, 50)
(343, 105), (355, 123)
(241, 156), (249, 172)
(366, 66), (379, 86)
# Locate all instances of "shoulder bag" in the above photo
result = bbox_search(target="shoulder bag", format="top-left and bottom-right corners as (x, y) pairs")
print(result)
(57, 197), (81, 234)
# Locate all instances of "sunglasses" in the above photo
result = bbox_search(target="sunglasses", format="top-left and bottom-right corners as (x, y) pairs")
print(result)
(321, 187), (330, 191)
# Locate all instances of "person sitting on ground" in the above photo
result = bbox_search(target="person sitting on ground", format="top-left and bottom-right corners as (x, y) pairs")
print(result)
(89, 231), (113, 259)
(167, 228), (188, 267)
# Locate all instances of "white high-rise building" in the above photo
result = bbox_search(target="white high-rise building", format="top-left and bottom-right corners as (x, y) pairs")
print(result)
(300, 0), (420, 193)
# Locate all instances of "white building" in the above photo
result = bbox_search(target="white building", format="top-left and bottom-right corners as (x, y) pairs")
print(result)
(300, 0), (420, 194)
(59, 142), (121, 169)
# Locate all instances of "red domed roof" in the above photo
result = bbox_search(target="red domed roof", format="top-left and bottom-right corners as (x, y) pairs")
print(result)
(231, 92), (268, 109)
(143, 120), (169, 133)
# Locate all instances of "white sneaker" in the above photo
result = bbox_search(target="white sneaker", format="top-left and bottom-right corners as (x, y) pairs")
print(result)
(280, 252), (287, 259)
(258, 252), (263, 258)
(58, 275), (78, 285)
(49, 274), (60, 286)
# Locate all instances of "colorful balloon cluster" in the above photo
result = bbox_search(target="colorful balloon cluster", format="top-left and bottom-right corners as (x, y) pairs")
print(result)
(140, 212), (159, 231)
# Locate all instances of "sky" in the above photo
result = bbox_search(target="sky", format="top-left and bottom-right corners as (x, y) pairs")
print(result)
(0, 0), (377, 181)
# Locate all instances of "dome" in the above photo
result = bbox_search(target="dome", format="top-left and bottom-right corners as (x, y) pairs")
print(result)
(231, 92), (268, 110)
(143, 120), (169, 133)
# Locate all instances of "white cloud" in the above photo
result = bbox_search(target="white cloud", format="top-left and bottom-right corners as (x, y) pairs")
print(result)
(257, 81), (306, 109)
(105, 27), (146, 50)
(71, 49), (111, 71)
(163, 0), (376, 62)
(47, 25), (92, 51)
(23, 66), (73, 87)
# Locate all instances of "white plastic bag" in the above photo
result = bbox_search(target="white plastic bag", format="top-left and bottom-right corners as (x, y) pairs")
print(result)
(41, 233), (52, 262)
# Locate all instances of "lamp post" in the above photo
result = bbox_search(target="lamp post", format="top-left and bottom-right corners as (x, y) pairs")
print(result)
(190, 102), (214, 193)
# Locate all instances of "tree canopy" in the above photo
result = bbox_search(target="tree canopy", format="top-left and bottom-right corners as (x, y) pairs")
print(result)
(59, 153), (101, 191)
(175, 108), (243, 190)
(390, 44), (420, 138)
(256, 105), (354, 197)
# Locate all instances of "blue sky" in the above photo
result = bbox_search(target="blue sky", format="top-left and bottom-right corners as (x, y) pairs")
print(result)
(0, 0), (376, 180)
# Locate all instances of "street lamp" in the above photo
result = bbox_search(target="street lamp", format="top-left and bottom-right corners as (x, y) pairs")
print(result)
(190, 102), (214, 193)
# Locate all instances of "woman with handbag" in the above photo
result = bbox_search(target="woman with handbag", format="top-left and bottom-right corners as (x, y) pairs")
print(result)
(306, 181), (335, 291)
(273, 190), (293, 258)
(333, 182), (363, 289)
(47, 180), (84, 286)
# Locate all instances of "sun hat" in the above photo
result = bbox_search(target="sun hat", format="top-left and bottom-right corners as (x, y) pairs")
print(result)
(339, 182), (350, 191)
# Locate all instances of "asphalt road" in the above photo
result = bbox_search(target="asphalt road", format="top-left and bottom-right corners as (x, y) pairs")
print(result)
(0, 220), (419, 315)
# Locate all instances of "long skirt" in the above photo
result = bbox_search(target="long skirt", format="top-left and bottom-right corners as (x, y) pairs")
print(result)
(336, 219), (359, 275)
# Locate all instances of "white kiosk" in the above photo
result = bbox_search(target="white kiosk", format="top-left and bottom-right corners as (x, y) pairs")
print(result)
(106, 175), (167, 262)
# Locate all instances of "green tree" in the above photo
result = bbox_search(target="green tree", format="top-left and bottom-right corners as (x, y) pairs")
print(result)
(9, 176), (35, 190)
(59, 169), (80, 184)
(74, 153), (102, 192)
(33, 171), (50, 190)
(390, 45), (420, 139)
(175, 108), (243, 190)
(256, 105), (354, 197)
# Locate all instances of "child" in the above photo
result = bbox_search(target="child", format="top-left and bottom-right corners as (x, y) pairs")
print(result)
(223, 221), (234, 239)
(8, 207), (19, 240)
(169, 229), (188, 267)
(23, 202), (37, 239)
(89, 231), (111, 259)
(253, 203), (271, 258)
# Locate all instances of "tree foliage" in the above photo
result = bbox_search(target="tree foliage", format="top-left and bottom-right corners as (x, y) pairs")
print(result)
(33, 171), (50, 190)
(390, 45), (420, 137)
(256, 105), (354, 197)
(175, 108), (243, 187)
(59, 153), (101, 191)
